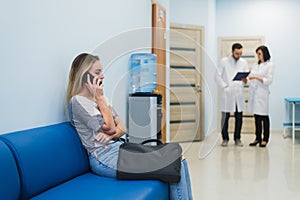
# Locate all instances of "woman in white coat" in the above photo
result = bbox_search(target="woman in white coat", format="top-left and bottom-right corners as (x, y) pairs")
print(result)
(248, 45), (274, 147)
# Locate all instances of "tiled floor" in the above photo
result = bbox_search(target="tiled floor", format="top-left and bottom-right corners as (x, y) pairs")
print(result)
(181, 131), (300, 200)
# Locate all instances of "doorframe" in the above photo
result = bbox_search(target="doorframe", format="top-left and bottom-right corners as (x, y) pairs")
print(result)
(218, 36), (265, 61)
(152, 1), (167, 142)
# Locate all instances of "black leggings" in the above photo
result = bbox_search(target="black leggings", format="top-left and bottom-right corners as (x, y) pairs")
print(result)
(254, 114), (270, 143)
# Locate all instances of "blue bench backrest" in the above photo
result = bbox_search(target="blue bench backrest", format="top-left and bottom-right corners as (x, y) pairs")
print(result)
(0, 122), (89, 199)
(0, 140), (20, 200)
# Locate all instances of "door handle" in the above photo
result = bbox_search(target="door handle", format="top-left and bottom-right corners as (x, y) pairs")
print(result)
(195, 84), (202, 93)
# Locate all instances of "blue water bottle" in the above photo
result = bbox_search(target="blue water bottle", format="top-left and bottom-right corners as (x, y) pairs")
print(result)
(130, 53), (157, 94)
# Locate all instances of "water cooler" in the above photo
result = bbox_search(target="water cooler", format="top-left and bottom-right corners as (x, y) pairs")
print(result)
(128, 53), (161, 143)
(128, 93), (162, 143)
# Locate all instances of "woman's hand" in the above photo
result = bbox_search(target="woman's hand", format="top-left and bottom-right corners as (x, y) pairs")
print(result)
(85, 74), (116, 135)
(85, 74), (103, 100)
(248, 75), (256, 80)
(248, 75), (263, 83)
(93, 132), (112, 144)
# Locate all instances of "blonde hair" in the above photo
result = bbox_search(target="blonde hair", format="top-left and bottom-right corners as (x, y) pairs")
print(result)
(66, 53), (99, 108)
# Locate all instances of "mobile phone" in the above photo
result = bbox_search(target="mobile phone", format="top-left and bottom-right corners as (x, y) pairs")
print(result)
(83, 72), (102, 85)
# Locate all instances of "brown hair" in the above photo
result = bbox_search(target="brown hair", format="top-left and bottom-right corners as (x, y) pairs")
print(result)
(66, 53), (99, 107)
(256, 45), (271, 64)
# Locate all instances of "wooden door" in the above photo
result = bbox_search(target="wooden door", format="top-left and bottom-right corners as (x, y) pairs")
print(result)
(152, 1), (167, 142)
(169, 24), (204, 142)
(218, 36), (265, 133)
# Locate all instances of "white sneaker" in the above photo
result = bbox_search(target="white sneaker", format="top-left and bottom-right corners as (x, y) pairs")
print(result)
(235, 139), (244, 147)
(221, 140), (228, 147)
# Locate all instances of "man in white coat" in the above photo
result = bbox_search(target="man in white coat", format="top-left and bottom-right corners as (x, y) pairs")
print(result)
(215, 43), (249, 147)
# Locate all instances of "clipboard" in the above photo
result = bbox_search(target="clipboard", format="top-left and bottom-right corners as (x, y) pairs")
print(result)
(232, 72), (250, 81)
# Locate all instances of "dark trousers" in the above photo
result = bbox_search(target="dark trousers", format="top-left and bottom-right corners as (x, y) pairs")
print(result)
(254, 114), (270, 143)
(221, 107), (243, 141)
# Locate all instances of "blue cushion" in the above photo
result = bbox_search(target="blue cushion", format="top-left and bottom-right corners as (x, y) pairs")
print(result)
(283, 122), (300, 126)
(0, 140), (20, 200)
(31, 173), (169, 200)
(1, 122), (90, 199)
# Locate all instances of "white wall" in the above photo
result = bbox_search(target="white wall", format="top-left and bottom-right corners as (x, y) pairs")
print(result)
(216, 0), (300, 130)
(3, 0), (296, 135)
(170, 0), (300, 133)
(0, 0), (154, 134)
(170, 0), (218, 136)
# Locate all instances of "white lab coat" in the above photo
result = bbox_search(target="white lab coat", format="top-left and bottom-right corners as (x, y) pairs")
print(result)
(215, 56), (249, 112)
(248, 61), (274, 115)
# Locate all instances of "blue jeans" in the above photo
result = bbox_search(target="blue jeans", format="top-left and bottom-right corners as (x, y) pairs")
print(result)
(89, 141), (121, 177)
(169, 159), (193, 200)
(89, 142), (193, 200)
